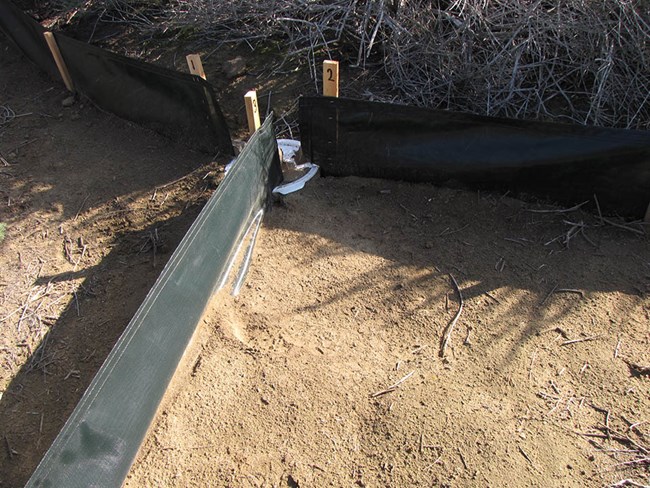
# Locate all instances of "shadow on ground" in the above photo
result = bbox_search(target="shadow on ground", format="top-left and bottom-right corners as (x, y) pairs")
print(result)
(263, 176), (649, 369)
(0, 34), (220, 486)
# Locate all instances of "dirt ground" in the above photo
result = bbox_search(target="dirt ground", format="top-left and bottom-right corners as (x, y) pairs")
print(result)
(124, 176), (649, 487)
(2, 18), (650, 488)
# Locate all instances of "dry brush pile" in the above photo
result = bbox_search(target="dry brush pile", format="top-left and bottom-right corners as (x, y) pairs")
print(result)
(384, 0), (650, 128)
(75, 0), (650, 130)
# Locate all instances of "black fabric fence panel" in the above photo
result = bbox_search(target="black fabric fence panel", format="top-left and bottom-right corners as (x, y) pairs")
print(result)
(300, 97), (650, 218)
(0, 0), (59, 79)
(54, 33), (233, 155)
(26, 115), (282, 488)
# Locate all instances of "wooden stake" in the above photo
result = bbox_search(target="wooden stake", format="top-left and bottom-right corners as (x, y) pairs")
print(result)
(323, 60), (339, 97)
(244, 90), (261, 135)
(44, 32), (74, 93)
(186, 54), (206, 80)
(644, 201), (650, 223)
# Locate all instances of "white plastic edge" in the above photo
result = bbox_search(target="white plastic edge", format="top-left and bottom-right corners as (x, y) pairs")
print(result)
(272, 163), (319, 195)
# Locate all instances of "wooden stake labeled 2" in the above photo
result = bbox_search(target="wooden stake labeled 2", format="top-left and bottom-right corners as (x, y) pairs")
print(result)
(44, 32), (75, 93)
(186, 54), (206, 80)
(323, 60), (339, 97)
(244, 90), (261, 135)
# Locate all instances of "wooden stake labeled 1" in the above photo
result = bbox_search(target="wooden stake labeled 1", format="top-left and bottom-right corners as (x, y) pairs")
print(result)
(244, 90), (261, 135)
(186, 54), (206, 80)
(44, 32), (75, 93)
(323, 60), (339, 97)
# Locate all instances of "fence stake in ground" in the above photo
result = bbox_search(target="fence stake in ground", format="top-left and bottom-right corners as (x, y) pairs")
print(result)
(323, 60), (339, 97)
(43, 32), (74, 93)
(186, 54), (206, 80)
(244, 91), (261, 135)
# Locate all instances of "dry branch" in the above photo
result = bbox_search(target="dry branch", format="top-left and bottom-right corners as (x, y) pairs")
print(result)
(439, 273), (463, 358)
(561, 336), (599, 346)
(370, 369), (416, 398)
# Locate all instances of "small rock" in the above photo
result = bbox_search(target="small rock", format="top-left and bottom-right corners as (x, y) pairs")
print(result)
(62, 95), (76, 107)
(223, 57), (246, 79)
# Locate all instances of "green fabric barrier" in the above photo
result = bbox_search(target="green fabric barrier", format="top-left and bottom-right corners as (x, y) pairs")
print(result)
(26, 115), (282, 488)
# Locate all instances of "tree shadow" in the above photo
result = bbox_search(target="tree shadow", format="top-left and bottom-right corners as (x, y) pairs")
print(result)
(0, 207), (212, 486)
(263, 176), (648, 371)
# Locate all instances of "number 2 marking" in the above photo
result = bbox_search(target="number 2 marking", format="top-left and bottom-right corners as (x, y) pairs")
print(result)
(327, 68), (334, 81)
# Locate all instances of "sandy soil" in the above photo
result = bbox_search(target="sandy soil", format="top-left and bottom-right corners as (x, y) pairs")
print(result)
(1, 17), (649, 488)
(127, 177), (649, 487)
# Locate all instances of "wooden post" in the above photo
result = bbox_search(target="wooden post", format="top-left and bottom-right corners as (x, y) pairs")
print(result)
(645, 201), (650, 223)
(186, 54), (206, 80)
(323, 60), (339, 97)
(244, 90), (261, 135)
(44, 32), (74, 93)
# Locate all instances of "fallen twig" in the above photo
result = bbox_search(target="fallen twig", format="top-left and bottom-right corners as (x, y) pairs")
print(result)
(614, 337), (622, 359)
(541, 284), (558, 305)
(73, 194), (90, 221)
(561, 336), (599, 346)
(439, 224), (469, 236)
(518, 446), (535, 469)
(458, 448), (469, 470)
(554, 288), (585, 298)
(601, 217), (645, 236)
(525, 201), (588, 213)
(439, 273), (463, 358)
(4, 435), (16, 459)
(484, 291), (500, 304)
(370, 370), (416, 398)
(529, 350), (537, 381)
(593, 194), (604, 224)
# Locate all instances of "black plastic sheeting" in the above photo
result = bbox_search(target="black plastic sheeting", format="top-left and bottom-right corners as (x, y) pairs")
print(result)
(0, 0), (59, 79)
(54, 33), (233, 155)
(26, 115), (282, 488)
(300, 97), (650, 218)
